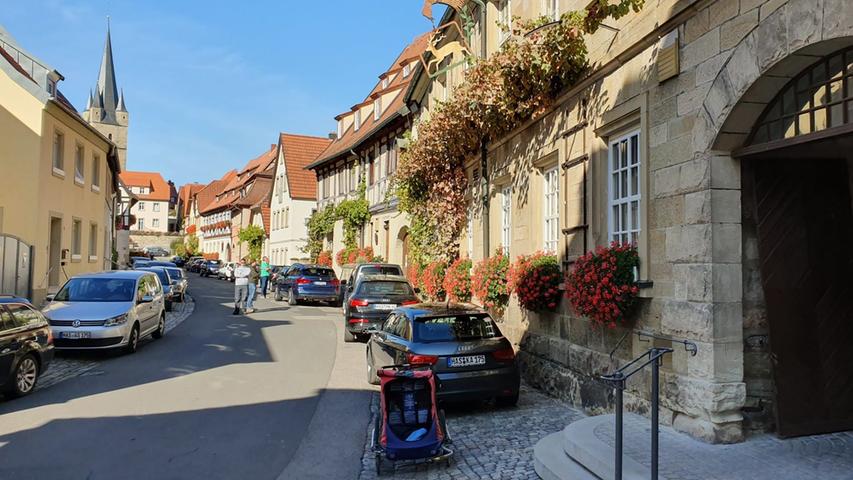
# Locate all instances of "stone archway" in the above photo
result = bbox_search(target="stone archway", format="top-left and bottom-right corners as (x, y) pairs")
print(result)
(697, 1), (853, 437)
(397, 226), (409, 269)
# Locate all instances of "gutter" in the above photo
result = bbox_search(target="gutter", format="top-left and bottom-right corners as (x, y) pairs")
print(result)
(306, 108), (407, 171)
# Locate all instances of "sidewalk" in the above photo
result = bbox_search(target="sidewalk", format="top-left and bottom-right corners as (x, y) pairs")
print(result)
(359, 384), (585, 479)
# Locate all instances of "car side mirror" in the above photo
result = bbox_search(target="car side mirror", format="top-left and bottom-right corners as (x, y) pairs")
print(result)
(171, 280), (179, 286)
(45, 294), (55, 302)
(364, 326), (380, 335)
(138, 295), (154, 304)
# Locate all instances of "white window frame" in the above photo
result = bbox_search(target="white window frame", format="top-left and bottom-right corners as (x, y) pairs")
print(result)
(88, 222), (98, 261)
(542, 0), (558, 20)
(74, 144), (85, 185)
(71, 219), (82, 260)
(374, 98), (381, 121)
(91, 153), (101, 191)
(499, 0), (512, 44)
(354, 110), (362, 131)
(337, 120), (343, 139)
(153, 202), (160, 212)
(138, 201), (145, 211)
(543, 166), (559, 253)
(403, 63), (411, 77)
(501, 185), (511, 255)
(381, 77), (389, 89)
(608, 130), (642, 245)
(467, 206), (474, 258)
(52, 130), (65, 175)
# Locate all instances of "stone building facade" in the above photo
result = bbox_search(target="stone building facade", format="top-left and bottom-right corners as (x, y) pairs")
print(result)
(404, 0), (853, 444)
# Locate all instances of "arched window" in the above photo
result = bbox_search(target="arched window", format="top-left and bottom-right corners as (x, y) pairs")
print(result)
(749, 46), (853, 146)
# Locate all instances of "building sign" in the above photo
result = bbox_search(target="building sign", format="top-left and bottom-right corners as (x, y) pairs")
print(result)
(419, 0), (483, 78)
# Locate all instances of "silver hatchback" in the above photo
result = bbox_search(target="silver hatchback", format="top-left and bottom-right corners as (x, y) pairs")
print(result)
(42, 270), (167, 353)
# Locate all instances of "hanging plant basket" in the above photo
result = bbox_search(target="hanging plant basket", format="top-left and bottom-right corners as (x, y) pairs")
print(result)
(565, 242), (640, 329)
(508, 252), (562, 313)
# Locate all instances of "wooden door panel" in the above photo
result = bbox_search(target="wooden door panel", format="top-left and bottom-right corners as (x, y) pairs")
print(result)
(751, 157), (853, 437)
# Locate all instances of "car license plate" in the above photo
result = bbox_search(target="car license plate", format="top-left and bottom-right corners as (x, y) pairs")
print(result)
(448, 355), (486, 367)
(315, 281), (327, 286)
(373, 304), (396, 311)
(61, 331), (91, 339)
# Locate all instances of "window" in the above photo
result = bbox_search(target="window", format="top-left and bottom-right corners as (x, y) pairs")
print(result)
(369, 154), (375, 185)
(138, 201), (145, 211)
(499, 0), (512, 44)
(89, 223), (98, 260)
(338, 166), (345, 194)
(337, 120), (343, 139)
(381, 77), (389, 89)
(350, 162), (358, 191)
(374, 97), (382, 121)
(5, 304), (45, 329)
(501, 186), (511, 254)
(387, 139), (397, 174)
(403, 63), (411, 77)
(74, 144), (84, 184)
(322, 173), (330, 199)
(354, 110), (362, 131)
(92, 154), (101, 189)
(285, 207), (290, 228)
(609, 131), (641, 244)
(467, 206), (474, 258)
(72, 219), (82, 259)
(153, 202), (160, 212)
(52, 131), (64, 172)
(544, 167), (559, 252)
(413, 314), (501, 343)
(138, 218), (145, 230)
(543, 0), (558, 20)
(152, 218), (160, 228)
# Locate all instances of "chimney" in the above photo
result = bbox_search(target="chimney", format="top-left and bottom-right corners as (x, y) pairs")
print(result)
(270, 143), (276, 151)
(328, 132), (338, 140)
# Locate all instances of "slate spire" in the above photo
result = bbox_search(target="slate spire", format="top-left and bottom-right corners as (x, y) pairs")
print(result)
(94, 20), (119, 123)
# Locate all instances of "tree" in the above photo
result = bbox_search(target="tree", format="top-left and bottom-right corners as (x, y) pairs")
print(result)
(185, 234), (200, 256)
(238, 224), (266, 261)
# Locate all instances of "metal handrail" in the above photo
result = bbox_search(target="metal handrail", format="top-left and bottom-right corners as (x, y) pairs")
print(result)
(600, 332), (697, 480)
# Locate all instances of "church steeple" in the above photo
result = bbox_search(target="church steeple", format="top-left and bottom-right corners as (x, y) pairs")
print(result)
(84, 19), (129, 170)
(95, 20), (120, 124)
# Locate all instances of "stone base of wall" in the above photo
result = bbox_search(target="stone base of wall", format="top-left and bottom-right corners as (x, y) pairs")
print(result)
(519, 332), (745, 444)
(129, 232), (182, 251)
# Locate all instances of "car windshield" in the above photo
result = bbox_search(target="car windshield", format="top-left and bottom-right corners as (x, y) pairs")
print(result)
(166, 268), (183, 280)
(208, 260), (221, 266)
(359, 265), (403, 276)
(413, 314), (501, 343)
(302, 267), (334, 277)
(357, 281), (413, 296)
(54, 278), (137, 302)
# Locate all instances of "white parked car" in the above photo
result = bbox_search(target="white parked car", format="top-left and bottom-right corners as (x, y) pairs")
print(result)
(218, 262), (236, 281)
(42, 270), (167, 354)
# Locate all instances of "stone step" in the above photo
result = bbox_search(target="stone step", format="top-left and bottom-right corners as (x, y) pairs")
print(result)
(534, 431), (600, 480)
(562, 414), (663, 480)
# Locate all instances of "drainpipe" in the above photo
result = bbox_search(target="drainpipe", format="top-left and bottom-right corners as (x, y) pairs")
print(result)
(480, 138), (489, 256)
(477, 1), (489, 256)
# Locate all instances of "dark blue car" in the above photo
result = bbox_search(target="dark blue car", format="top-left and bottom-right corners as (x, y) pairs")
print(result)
(0, 295), (54, 398)
(274, 264), (340, 306)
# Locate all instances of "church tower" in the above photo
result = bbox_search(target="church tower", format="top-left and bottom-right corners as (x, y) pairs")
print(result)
(83, 23), (129, 170)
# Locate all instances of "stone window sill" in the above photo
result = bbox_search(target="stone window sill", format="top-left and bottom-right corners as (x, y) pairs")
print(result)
(88, 255), (98, 263)
(91, 184), (100, 193)
(74, 177), (85, 187)
(52, 167), (66, 179)
(70, 254), (82, 263)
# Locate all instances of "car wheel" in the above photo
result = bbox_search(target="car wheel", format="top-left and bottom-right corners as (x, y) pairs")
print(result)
(496, 391), (519, 407)
(8, 354), (39, 397)
(366, 350), (380, 385)
(125, 324), (140, 354)
(288, 289), (298, 306)
(152, 313), (166, 339)
(344, 327), (356, 343)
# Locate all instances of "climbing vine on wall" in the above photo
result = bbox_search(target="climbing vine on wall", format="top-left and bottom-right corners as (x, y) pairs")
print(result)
(238, 224), (266, 262)
(395, 0), (644, 261)
(336, 180), (370, 250)
(305, 205), (337, 261)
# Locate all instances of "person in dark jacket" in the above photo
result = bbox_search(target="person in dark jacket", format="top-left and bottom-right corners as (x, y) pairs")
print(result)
(246, 261), (260, 313)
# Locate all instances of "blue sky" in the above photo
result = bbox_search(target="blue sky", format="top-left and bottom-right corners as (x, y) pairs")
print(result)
(3, 0), (441, 186)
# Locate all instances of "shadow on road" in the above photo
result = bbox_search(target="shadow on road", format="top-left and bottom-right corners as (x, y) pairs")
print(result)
(0, 388), (368, 480)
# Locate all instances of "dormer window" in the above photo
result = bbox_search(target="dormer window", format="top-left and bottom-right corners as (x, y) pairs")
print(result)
(403, 64), (411, 77)
(47, 79), (56, 96)
(374, 98), (382, 121)
(337, 120), (343, 139)
(499, 0), (512, 44)
(354, 110), (362, 131)
(382, 77), (389, 89)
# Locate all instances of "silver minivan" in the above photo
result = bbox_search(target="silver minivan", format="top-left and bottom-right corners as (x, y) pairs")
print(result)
(42, 270), (167, 353)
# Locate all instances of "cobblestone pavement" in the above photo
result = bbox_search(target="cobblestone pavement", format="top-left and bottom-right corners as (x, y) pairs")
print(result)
(359, 384), (585, 480)
(37, 295), (195, 391)
(596, 414), (853, 480)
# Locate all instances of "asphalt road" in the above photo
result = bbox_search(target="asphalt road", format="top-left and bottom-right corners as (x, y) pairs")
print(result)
(0, 275), (371, 480)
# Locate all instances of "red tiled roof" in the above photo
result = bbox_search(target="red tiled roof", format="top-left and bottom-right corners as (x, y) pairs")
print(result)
(222, 145), (277, 193)
(233, 176), (273, 209)
(311, 32), (430, 168)
(197, 170), (236, 214)
(178, 183), (205, 216)
(119, 171), (172, 201)
(279, 133), (331, 200)
(261, 206), (271, 236)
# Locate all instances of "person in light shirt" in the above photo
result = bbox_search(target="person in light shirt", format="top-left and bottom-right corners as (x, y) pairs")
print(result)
(233, 258), (251, 315)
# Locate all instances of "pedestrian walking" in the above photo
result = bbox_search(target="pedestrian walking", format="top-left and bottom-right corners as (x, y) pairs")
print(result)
(246, 260), (260, 313)
(233, 258), (251, 315)
(260, 256), (271, 298)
